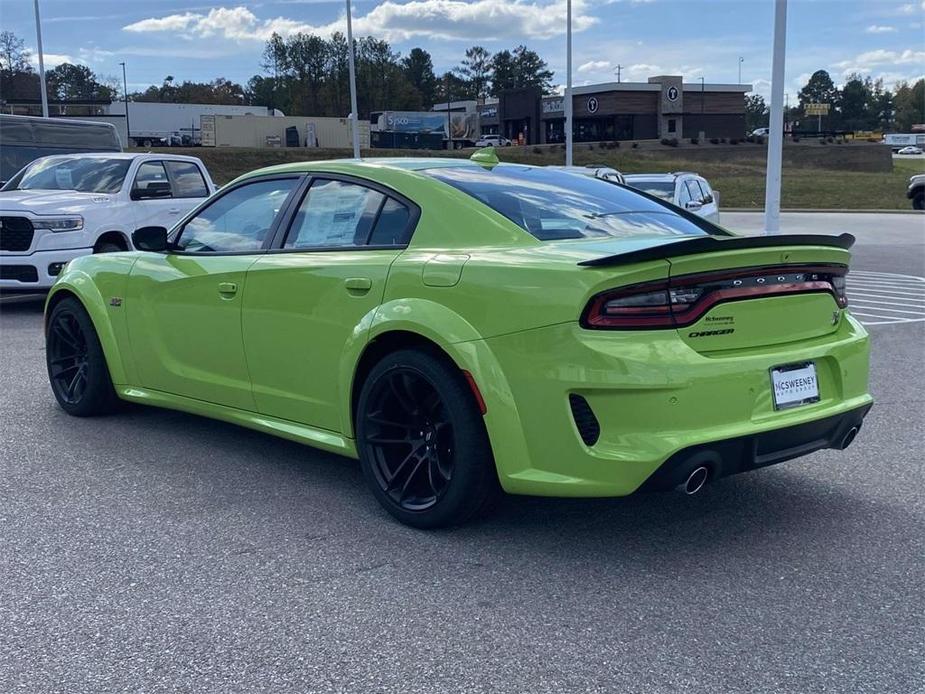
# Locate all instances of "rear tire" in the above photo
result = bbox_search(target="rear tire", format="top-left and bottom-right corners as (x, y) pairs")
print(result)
(46, 297), (120, 416)
(356, 349), (498, 528)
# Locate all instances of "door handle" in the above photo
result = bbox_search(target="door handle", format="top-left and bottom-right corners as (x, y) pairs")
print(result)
(344, 277), (372, 293)
(218, 281), (238, 296)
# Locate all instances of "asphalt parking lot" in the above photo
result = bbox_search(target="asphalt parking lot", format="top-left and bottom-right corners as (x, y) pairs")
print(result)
(1, 212), (923, 693)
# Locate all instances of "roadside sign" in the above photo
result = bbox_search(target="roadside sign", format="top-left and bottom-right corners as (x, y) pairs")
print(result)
(804, 103), (830, 116)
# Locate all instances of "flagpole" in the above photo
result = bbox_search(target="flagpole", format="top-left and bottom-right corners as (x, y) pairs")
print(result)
(346, 0), (361, 159)
(565, 0), (573, 166)
(34, 0), (49, 118)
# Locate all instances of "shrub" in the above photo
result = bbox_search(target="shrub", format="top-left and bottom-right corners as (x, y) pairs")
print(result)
(792, 136), (800, 142)
(819, 138), (827, 145)
(690, 137), (699, 145)
(631, 142), (639, 148)
(720, 137), (728, 144)
(709, 137), (720, 145)
(532, 146), (542, 154)
(730, 138), (739, 145)
(660, 137), (679, 147)
(826, 136), (834, 143)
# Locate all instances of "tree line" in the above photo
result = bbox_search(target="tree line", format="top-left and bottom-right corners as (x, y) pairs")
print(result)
(2, 29), (922, 131)
(744, 69), (924, 133)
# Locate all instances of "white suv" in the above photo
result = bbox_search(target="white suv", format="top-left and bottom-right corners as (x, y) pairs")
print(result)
(0, 153), (214, 292)
(475, 135), (512, 147)
(623, 172), (720, 224)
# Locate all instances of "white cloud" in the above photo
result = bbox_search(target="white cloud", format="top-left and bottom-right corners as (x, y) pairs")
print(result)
(865, 24), (896, 33)
(123, 1), (600, 43)
(834, 47), (925, 71)
(29, 51), (78, 68)
(578, 59), (610, 73)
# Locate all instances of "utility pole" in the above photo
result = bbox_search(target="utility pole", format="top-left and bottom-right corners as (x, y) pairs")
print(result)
(119, 62), (131, 146)
(33, 0), (49, 118)
(565, 0), (573, 165)
(614, 64), (623, 83)
(738, 57), (744, 84)
(345, 0), (360, 159)
(445, 74), (453, 151)
(764, 0), (788, 236)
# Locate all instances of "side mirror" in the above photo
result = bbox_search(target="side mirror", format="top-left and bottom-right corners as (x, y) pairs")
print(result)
(132, 226), (169, 252)
(685, 200), (703, 211)
(131, 182), (172, 200)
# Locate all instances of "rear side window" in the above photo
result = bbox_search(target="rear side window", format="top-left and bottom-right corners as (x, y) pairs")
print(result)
(166, 161), (208, 198)
(369, 198), (412, 246)
(427, 165), (712, 241)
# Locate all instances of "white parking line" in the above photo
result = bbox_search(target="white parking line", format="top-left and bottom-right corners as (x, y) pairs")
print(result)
(846, 271), (925, 326)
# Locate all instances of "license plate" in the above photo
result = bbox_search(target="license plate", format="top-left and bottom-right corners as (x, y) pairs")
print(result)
(770, 362), (820, 410)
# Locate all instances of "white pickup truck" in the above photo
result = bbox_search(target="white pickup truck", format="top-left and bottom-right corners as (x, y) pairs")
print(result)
(0, 153), (215, 292)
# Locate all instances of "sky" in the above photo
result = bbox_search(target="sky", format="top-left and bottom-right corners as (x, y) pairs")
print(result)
(3, 0), (924, 101)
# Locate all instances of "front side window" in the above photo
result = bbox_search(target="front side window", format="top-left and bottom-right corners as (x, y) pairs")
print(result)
(427, 165), (712, 241)
(678, 181), (694, 207)
(284, 179), (384, 249)
(133, 161), (171, 197)
(165, 161), (209, 198)
(6, 156), (130, 194)
(176, 178), (297, 253)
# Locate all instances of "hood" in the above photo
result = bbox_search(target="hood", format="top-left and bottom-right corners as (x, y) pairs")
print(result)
(0, 189), (117, 214)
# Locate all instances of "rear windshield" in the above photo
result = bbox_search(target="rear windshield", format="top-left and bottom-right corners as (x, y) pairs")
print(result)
(5, 156), (130, 194)
(624, 180), (676, 200)
(425, 165), (709, 241)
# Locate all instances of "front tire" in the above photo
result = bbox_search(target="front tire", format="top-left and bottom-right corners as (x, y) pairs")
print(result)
(913, 193), (924, 211)
(356, 349), (498, 528)
(46, 297), (119, 416)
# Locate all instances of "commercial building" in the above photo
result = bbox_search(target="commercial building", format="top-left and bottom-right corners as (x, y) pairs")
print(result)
(479, 76), (751, 144)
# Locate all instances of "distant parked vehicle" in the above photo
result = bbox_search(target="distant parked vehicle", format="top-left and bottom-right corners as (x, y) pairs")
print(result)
(0, 153), (214, 292)
(0, 114), (121, 185)
(751, 127), (770, 137)
(547, 165), (625, 185)
(897, 146), (923, 156)
(475, 135), (512, 147)
(623, 172), (720, 224)
(907, 174), (925, 210)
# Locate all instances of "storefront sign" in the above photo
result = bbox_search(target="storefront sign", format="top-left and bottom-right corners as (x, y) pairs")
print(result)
(542, 98), (564, 114)
(587, 96), (600, 113)
(667, 86), (680, 102)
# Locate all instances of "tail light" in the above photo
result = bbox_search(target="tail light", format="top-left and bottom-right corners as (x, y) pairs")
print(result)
(582, 265), (848, 330)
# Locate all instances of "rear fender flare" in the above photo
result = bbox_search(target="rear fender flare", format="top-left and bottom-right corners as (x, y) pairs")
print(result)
(338, 298), (533, 489)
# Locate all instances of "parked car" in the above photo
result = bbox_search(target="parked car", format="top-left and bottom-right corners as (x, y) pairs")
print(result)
(623, 172), (720, 223)
(897, 146), (923, 156)
(907, 174), (925, 210)
(0, 153), (214, 292)
(751, 127), (770, 137)
(43, 152), (872, 527)
(547, 165), (625, 185)
(0, 114), (121, 185)
(475, 135), (512, 147)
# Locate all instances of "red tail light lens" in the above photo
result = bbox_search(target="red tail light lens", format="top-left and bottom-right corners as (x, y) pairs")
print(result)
(582, 265), (847, 330)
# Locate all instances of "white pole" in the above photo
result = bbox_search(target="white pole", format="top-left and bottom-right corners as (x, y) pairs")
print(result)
(33, 0), (49, 118)
(345, 0), (361, 159)
(764, 0), (788, 235)
(565, 0), (573, 166)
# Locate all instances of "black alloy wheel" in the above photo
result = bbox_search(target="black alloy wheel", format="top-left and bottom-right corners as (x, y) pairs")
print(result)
(46, 298), (119, 416)
(357, 349), (498, 528)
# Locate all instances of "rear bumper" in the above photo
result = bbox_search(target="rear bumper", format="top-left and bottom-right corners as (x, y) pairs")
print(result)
(480, 313), (872, 497)
(639, 403), (872, 492)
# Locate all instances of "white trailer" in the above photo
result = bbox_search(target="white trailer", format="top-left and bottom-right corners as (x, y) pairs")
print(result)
(104, 102), (284, 147)
(883, 133), (925, 151)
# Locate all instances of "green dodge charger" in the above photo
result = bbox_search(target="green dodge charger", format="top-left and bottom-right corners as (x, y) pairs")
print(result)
(44, 151), (873, 528)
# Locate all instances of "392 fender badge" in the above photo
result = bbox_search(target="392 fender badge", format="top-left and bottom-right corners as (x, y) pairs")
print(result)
(109, 297), (123, 307)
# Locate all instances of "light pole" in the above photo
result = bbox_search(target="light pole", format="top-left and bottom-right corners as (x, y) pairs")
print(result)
(33, 0), (49, 118)
(345, 0), (360, 159)
(738, 57), (744, 84)
(565, 0), (573, 166)
(119, 62), (131, 146)
(764, 0), (788, 236)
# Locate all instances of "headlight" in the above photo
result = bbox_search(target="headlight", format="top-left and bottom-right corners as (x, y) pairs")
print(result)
(32, 216), (84, 232)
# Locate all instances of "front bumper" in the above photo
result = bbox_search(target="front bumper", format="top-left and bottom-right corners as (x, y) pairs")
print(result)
(480, 314), (872, 497)
(0, 247), (91, 291)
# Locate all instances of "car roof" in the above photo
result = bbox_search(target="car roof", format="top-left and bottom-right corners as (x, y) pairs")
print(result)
(624, 172), (702, 182)
(33, 152), (204, 163)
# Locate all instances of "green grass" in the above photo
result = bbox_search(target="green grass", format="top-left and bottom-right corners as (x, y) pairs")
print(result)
(134, 146), (922, 210)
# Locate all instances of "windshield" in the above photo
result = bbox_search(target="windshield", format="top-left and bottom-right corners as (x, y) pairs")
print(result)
(8, 156), (130, 194)
(624, 180), (676, 200)
(425, 164), (711, 241)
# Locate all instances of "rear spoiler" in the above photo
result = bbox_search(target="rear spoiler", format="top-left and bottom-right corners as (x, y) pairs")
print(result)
(577, 233), (856, 267)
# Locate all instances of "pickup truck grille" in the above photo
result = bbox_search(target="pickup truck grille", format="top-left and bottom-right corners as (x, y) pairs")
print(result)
(0, 265), (38, 282)
(0, 217), (35, 252)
